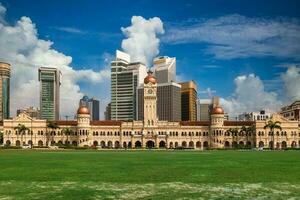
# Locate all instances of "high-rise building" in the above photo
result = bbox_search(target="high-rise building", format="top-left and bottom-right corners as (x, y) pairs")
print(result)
(238, 110), (271, 121)
(197, 97), (222, 121)
(137, 82), (181, 121)
(153, 56), (176, 84)
(104, 103), (111, 120)
(280, 101), (300, 122)
(179, 81), (197, 121)
(198, 99), (211, 121)
(79, 95), (100, 120)
(0, 62), (11, 121)
(17, 107), (40, 119)
(38, 67), (61, 120)
(110, 50), (147, 121)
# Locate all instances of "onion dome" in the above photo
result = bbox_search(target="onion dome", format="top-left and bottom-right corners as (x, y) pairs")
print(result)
(77, 106), (90, 115)
(211, 106), (224, 115)
(144, 70), (157, 84)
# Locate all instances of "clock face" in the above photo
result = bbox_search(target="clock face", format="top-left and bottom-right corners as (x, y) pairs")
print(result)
(148, 89), (153, 94)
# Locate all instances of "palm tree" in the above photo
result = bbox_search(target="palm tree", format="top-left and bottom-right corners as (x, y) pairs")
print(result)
(46, 121), (59, 146)
(62, 127), (73, 146)
(241, 125), (256, 148)
(228, 128), (239, 148)
(264, 120), (282, 150)
(14, 124), (30, 147)
(0, 131), (3, 144)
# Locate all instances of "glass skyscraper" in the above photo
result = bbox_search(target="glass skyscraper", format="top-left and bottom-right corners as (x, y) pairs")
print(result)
(110, 50), (147, 121)
(0, 62), (11, 121)
(38, 67), (61, 120)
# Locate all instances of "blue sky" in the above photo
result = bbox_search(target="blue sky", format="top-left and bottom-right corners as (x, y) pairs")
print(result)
(1, 0), (300, 118)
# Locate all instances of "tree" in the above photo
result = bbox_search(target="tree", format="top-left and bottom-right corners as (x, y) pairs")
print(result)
(14, 124), (30, 147)
(241, 125), (256, 148)
(0, 131), (3, 144)
(62, 127), (73, 146)
(264, 120), (282, 150)
(47, 121), (59, 130)
(46, 121), (59, 146)
(227, 128), (240, 148)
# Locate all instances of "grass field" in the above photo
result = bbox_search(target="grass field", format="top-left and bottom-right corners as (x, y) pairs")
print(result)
(1, 150), (300, 199)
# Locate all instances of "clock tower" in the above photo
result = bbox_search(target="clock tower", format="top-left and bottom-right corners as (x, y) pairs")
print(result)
(143, 70), (158, 127)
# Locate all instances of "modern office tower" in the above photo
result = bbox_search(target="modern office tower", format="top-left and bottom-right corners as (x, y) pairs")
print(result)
(104, 103), (111, 120)
(198, 99), (211, 121)
(153, 56), (176, 84)
(79, 95), (100, 120)
(17, 107), (40, 119)
(0, 62), (11, 121)
(179, 81), (197, 121)
(280, 101), (300, 122)
(110, 50), (147, 121)
(198, 96), (222, 121)
(137, 82), (181, 121)
(212, 96), (220, 108)
(238, 110), (271, 121)
(38, 67), (61, 120)
(196, 99), (201, 120)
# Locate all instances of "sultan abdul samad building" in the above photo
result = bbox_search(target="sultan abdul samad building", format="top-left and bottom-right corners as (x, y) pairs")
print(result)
(3, 71), (300, 149)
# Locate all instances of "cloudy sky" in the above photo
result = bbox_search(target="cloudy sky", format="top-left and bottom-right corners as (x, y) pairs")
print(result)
(0, 0), (300, 119)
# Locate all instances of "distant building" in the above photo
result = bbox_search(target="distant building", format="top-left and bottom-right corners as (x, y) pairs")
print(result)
(17, 107), (40, 119)
(104, 103), (111, 120)
(197, 96), (221, 121)
(38, 67), (61, 120)
(137, 81), (181, 121)
(238, 110), (271, 121)
(110, 50), (147, 121)
(0, 62), (11, 121)
(153, 56), (176, 84)
(179, 81), (197, 121)
(79, 95), (100, 120)
(104, 104), (111, 120)
(280, 101), (300, 122)
(198, 99), (211, 121)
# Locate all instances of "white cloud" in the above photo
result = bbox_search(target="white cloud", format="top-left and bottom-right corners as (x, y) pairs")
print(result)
(0, 6), (110, 118)
(198, 88), (216, 98)
(164, 14), (300, 60)
(121, 16), (164, 66)
(53, 26), (85, 34)
(281, 65), (300, 101)
(220, 74), (282, 117)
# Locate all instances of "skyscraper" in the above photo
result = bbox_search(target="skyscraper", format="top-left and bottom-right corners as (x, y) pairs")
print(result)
(198, 99), (211, 121)
(38, 67), (61, 120)
(180, 81), (197, 121)
(0, 62), (11, 121)
(153, 56), (176, 84)
(110, 50), (147, 121)
(198, 96), (221, 121)
(79, 95), (100, 120)
(137, 82), (181, 121)
(104, 103), (111, 120)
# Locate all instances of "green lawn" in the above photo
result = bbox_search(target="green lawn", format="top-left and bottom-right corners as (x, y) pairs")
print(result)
(1, 150), (300, 199)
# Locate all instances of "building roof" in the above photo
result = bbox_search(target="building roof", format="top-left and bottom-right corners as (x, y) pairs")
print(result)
(55, 120), (78, 126)
(211, 106), (224, 115)
(77, 106), (90, 115)
(180, 121), (210, 126)
(90, 120), (122, 126)
(224, 121), (255, 126)
(144, 70), (157, 84)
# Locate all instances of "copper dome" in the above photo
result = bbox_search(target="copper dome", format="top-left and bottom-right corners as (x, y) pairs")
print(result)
(144, 70), (157, 84)
(77, 106), (90, 115)
(211, 106), (224, 115)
